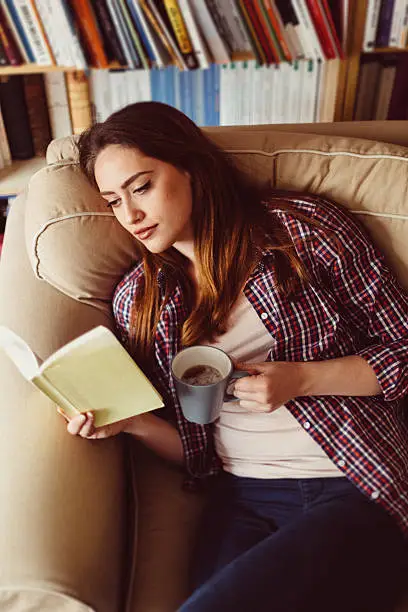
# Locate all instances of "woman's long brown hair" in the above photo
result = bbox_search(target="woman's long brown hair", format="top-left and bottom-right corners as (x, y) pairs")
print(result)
(78, 102), (313, 366)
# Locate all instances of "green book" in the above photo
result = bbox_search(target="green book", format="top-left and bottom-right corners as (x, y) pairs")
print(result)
(0, 325), (164, 428)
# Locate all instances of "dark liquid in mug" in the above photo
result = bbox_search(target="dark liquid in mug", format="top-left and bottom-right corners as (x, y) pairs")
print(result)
(181, 365), (223, 386)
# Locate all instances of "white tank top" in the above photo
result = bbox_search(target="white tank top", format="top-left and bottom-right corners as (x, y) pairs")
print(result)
(206, 293), (342, 479)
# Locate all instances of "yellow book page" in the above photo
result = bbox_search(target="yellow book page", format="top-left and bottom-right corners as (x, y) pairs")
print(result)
(39, 327), (164, 428)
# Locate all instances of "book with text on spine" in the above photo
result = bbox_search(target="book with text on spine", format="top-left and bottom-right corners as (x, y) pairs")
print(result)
(0, 325), (164, 428)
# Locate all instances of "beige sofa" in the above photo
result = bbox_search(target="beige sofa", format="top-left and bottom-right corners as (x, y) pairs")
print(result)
(0, 122), (407, 612)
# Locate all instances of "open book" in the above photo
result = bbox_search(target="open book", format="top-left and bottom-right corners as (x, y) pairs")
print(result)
(0, 325), (164, 428)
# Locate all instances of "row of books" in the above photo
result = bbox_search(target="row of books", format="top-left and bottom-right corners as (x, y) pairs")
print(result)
(363, 0), (408, 50)
(0, 0), (347, 70)
(354, 52), (408, 120)
(0, 58), (340, 166)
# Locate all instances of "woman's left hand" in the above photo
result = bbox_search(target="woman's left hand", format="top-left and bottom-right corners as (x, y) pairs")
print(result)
(232, 361), (305, 413)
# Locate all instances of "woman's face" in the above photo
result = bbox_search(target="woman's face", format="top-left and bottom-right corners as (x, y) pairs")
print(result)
(94, 145), (193, 253)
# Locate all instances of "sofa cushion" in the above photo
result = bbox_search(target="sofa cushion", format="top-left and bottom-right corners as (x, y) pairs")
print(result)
(25, 138), (139, 313)
(24, 130), (408, 308)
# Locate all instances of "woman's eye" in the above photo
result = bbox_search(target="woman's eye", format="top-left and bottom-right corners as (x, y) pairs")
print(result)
(133, 180), (151, 195)
(106, 199), (120, 208)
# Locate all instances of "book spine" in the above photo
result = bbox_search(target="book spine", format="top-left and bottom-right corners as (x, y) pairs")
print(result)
(59, 0), (88, 68)
(214, 0), (253, 53)
(140, 0), (173, 66)
(250, 0), (281, 63)
(376, 0), (396, 47)
(306, 0), (337, 59)
(203, 0), (234, 53)
(0, 75), (35, 159)
(389, 0), (406, 46)
(69, 0), (109, 68)
(91, 0), (127, 65)
(125, 0), (157, 64)
(291, 0), (325, 61)
(3, 0), (35, 61)
(0, 6), (23, 64)
(114, 0), (143, 68)
(177, 0), (211, 69)
(12, 0), (53, 64)
(362, 0), (383, 50)
(263, 0), (293, 61)
(0, 33), (8, 64)
(235, 0), (266, 63)
(148, 0), (186, 69)
(320, 0), (345, 58)
(0, 104), (12, 165)
(32, 374), (80, 420)
(189, 0), (230, 64)
(65, 70), (93, 135)
(43, 71), (73, 139)
(118, 0), (149, 68)
(163, 0), (198, 69)
(105, 0), (135, 67)
(33, 0), (66, 66)
(22, 73), (51, 156)
(255, 0), (286, 61)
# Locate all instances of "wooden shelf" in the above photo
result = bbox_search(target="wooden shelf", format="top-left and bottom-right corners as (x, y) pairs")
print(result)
(0, 157), (47, 197)
(363, 47), (408, 54)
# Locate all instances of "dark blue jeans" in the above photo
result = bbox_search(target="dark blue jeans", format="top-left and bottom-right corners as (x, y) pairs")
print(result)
(179, 473), (408, 612)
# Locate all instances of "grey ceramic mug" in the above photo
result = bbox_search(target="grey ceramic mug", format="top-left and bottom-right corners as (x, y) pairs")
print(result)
(171, 345), (249, 425)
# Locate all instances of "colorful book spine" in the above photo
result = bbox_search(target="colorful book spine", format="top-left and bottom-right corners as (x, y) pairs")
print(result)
(376, 0), (396, 46)
(163, 0), (198, 68)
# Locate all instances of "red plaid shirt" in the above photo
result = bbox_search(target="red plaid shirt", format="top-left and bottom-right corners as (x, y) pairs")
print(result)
(113, 192), (408, 535)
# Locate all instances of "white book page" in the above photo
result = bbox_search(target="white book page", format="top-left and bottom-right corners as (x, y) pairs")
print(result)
(0, 326), (40, 380)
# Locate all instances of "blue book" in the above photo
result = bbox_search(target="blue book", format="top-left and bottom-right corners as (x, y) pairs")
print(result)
(150, 68), (161, 102)
(203, 67), (213, 126)
(179, 69), (193, 120)
(164, 66), (176, 108)
(4, 0), (34, 62)
(376, 0), (396, 47)
(212, 64), (220, 126)
(125, 0), (155, 63)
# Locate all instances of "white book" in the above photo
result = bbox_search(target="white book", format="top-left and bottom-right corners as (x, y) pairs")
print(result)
(270, 65), (280, 124)
(251, 62), (263, 125)
(37, 0), (86, 68)
(389, 0), (406, 46)
(127, 0), (166, 68)
(34, 0), (68, 66)
(44, 72), (73, 139)
(0, 105), (12, 166)
(178, 0), (211, 69)
(109, 70), (129, 113)
(301, 59), (317, 123)
(124, 69), (151, 104)
(288, 61), (301, 123)
(363, 0), (382, 51)
(189, 0), (230, 64)
(291, 0), (325, 61)
(89, 69), (112, 123)
(12, 0), (53, 65)
(400, 1), (408, 47)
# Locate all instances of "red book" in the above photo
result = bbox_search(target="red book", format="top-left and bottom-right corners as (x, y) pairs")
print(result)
(306, 0), (337, 59)
(320, 0), (345, 59)
(243, 0), (277, 64)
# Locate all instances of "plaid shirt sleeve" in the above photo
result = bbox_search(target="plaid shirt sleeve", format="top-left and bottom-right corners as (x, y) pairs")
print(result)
(312, 198), (408, 402)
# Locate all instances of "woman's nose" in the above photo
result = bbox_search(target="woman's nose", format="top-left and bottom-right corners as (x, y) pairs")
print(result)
(123, 201), (144, 225)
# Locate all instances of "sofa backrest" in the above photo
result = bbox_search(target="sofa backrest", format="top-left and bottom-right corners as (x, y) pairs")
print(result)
(23, 128), (408, 321)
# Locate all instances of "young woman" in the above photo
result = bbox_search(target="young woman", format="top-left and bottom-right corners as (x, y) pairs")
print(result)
(63, 102), (407, 611)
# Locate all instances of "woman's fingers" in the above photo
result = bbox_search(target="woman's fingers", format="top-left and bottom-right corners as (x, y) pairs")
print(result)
(66, 412), (95, 437)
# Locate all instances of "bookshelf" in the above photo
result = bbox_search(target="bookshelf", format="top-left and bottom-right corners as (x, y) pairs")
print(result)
(0, 157), (46, 198)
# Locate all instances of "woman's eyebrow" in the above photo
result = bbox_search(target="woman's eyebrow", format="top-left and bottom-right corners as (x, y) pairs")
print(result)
(100, 170), (153, 196)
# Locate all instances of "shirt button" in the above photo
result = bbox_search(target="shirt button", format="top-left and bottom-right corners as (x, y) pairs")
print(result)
(260, 312), (268, 320)
(371, 490), (380, 500)
(338, 459), (346, 468)
(303, 421), (311, 430)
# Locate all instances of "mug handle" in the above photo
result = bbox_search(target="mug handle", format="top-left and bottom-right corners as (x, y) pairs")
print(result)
(224, 370), (251, 403)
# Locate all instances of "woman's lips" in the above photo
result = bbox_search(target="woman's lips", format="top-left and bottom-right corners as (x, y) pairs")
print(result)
(134, 224), (158, 240)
